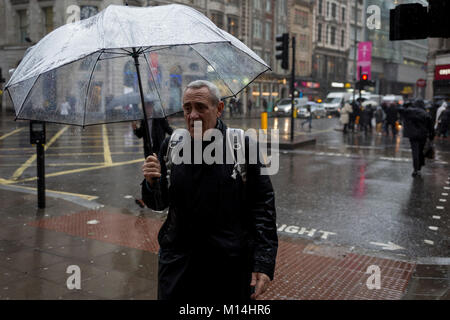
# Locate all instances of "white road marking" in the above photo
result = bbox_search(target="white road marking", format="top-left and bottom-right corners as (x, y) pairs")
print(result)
(369, 241), (404, 251)
(436, 206), (444, 210)
(86, 220), (100, 225)
(428, 226), (439, 231)
(442, 193), (448, 196)
(439, 199), (447, 202)
(444, 187), (450, 190)
(424, 240), (434, 245)
(432, 216), (441, 219)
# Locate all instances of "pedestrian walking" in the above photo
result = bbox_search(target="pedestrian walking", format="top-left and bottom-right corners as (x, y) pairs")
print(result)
(438, 104), (450, 138)
(398, 100), (435, 177)
(301, 105), (313, 131)
(349, 100), (359, 132)
(384, 103), (399, 138)
(141, 80), (278, 301)
(435, 101), (447, 133)
(132, 104), (173, 158)
(248, 98), (253, 116)
(360, 105), (372, 135)
(340, 101), (353, 134)
(374, 105), (385, 135)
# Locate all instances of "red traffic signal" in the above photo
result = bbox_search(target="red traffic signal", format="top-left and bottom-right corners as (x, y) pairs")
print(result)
(361, 74), (368, 81)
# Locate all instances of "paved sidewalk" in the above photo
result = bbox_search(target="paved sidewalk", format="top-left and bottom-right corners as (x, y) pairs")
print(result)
(0, 187), (448, 300)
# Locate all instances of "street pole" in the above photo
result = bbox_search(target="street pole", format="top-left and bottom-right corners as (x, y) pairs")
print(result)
(290, 36), (296, 143)
(359, 66), (362, 102)
(37, 142), (45, 208)
(353, 0), (358, 103)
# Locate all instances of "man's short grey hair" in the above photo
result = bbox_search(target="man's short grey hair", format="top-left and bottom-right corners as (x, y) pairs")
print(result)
(185, 80), (221, 106)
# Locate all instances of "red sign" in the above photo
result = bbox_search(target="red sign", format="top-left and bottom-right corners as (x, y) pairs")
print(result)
(435, 64), (450, 80)
(357, 42), (372, 80)
(416, 79), (426, 87)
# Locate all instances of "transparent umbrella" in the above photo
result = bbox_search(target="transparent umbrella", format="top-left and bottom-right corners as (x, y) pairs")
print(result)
(5, 4), (270, 130)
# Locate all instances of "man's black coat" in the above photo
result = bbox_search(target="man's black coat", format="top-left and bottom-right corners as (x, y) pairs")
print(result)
(141, 119), (278, 301)
(398, 106), (434, 140)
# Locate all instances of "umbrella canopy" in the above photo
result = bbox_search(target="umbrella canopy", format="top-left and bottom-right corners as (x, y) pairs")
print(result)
(362, 100), (378, 107)
(5, 4), (270, 126)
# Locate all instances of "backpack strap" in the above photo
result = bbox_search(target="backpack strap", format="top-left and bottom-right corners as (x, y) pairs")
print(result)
(164, 129), (185, 189)
(226, 128), (247, 183)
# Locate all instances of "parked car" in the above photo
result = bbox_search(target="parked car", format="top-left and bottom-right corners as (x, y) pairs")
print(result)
(273, 97), (308, 116)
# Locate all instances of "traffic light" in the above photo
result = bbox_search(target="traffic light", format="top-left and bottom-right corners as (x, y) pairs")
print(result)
(276, 33), (289, 70)
(356, 73), (375, 90)
(390, 3), (428, 41)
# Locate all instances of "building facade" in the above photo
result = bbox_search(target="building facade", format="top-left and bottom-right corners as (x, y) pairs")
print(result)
(365, 0), (428, 98)
(311, 0), (350, 98)
(426, 38), (450, 100)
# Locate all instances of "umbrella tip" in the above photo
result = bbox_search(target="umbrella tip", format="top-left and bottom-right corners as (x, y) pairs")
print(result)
(125, 0), (128, 6)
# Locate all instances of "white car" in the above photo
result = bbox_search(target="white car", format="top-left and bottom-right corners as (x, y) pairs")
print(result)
(273, 98), (308, 116)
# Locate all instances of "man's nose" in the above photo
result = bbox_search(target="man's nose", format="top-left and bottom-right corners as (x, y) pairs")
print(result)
(189, 110), (200, 121)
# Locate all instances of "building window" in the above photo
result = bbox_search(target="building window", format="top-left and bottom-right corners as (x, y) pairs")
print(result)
(342, 7), (346, 22)
(326, 1), (330, 17)
(254, 0), (261, 10)
(211, 12), (224, 29)
(330, 27), (336, 45)
(299, 34), (308, 52)
(318, 0), (323, 15)
(295, 10), (309, 28)
(318, 23), (322, 42)
(265, 0), (271, 12)
(227, 16), (239, 37)
(17, 9), (28, 43)
(341, 30), (345, 47)
(326, 25), (329, 43)
(331, 3), (337, 18)
(80, 6), (98, 20)
(253, 19), (262, 39)
(43, 7), (54, 35)
(265, 21), (272, 41)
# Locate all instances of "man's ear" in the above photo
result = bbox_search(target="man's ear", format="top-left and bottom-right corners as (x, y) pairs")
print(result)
(217, 101), (224, 117)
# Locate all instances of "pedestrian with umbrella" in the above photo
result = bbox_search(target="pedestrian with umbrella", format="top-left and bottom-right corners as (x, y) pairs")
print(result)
(398, 100), (435, 177)
(5, 4), (276, 302)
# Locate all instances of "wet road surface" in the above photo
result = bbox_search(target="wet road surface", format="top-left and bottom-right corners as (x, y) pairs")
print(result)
(1, 112), (449, 261)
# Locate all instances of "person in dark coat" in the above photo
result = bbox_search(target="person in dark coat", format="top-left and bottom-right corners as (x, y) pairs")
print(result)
(359, 105), (372, 135)
(438, 104), (450, 137)
(383, 103), (399, 137)
(349, 101), (359, 132)
(141, 80), (278, 302)
(398, 100), (435, 177)
(132, 104), (173, 158)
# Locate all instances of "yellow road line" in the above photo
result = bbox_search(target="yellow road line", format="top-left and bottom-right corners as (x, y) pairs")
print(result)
(0, 178), (13, 184)
(15, 158), (144, 183)
(10, 126), (69, 181)
(0, 128), (25, 140)
(4, 185), (99, 201)
(0, 151), (139, 157)
(102, 125), (113, 165)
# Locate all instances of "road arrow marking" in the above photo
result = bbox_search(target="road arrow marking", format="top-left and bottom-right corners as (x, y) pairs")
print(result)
(370, 241), (405, 251)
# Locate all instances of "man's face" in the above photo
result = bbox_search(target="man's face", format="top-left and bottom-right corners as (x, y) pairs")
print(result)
(182, 87), (224, 137)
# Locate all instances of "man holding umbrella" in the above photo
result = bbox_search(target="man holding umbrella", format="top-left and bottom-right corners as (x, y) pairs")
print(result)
(141, 80), (278, 301)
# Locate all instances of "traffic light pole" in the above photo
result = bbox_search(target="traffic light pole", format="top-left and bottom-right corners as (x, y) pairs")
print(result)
(359, 66), (362, 102)
(290, 36), (296, 143)
(353, 1), (358, 103)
